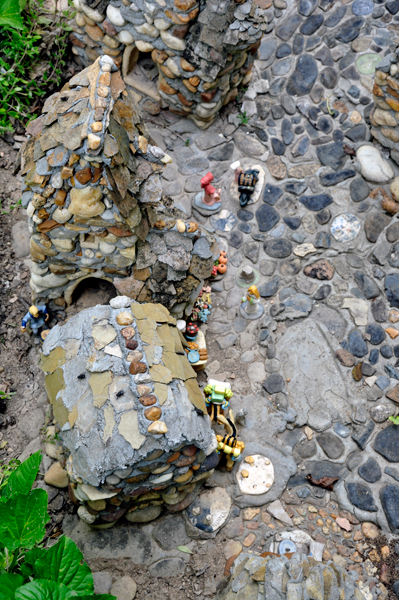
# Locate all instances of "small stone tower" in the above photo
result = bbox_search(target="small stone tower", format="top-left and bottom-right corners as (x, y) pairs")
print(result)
(20, 56), (218, 315)
(69, 0), (267, 127)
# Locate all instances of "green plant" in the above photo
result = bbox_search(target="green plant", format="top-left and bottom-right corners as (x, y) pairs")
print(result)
(238, 111), (249, 125)
(0, 458), (20, 490)
(0, 390), (16, 402)
(389, 415), (399, 425)
(0, 198), (22, 214)
(0, 451), (116, 600)
(0, 0), (74, 134)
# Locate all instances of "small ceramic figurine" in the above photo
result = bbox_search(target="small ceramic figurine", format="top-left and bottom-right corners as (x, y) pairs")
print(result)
(193, 172), (222, 215)
(204, 379), (233, 422)
(211, 250), (228, 278)
(231, 160), (259, 207)
(190, 287), (212, 324)
(240, 285), (264, 320)
(185, 322), (199, 342)
(216, 410), (245, 471)
(21, 305), (49, 343)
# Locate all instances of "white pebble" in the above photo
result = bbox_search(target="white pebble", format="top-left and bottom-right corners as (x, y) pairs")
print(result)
(106, 4), (126, 26)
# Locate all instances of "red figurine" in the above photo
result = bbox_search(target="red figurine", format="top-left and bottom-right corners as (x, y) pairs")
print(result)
(193, 172), (222, 215)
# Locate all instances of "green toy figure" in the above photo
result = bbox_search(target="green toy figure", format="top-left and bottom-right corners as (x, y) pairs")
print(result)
(204, 379), (233, 422)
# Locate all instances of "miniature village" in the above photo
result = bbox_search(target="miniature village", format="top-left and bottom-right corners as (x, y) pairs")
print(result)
(5, 0), (399, 597)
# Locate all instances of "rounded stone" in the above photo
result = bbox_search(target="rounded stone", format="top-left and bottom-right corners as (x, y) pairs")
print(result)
(352, 0), (374, 15)
(44, 461), (68, 488)
(145, 406), (162, 421)
(358, 457), (382, 483)
(330, 213), (361, 242)
(148, 420), (168, 434)
(125, 505), (162, 523)
(356, 145), (394, 183)
(263, 239), (292, 258)
(116, 311), (134, 326)
(110, 576), (137, 600)
(365, 323), (386, 345)
(140, 394), (157, 406)
(121, 327), (135, 339)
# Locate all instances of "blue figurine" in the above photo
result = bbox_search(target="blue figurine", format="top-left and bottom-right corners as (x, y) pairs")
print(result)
(21, 305), (49, 343)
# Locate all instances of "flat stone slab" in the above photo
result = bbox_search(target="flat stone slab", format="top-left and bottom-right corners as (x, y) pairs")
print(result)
(276, 319), (356, 427)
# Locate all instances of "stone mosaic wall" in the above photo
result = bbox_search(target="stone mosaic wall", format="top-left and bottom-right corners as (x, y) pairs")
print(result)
(370, 49), (399, 161)
(20, 57), (218, 315)
(219, 551), (361, 600)
(40, 297), (218, 526)
(69, 0), (267, 128)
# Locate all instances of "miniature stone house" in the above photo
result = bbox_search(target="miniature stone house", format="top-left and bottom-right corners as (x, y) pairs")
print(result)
(20, 57), (218, 315)
(370, 49), (399, 159)
(40, 297), (218, 526)
(69, 0), (267, 128)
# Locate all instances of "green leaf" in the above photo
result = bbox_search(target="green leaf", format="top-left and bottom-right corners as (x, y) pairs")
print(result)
(34, 537), (93, 595)
(0, 489), (49, 551)
(0, 573), (24, 599)
(36, 15), (50, 24)
(177, 546), (193, 554)
(0, 0), (24, 30)
(1, 452), (41, 500)
(15, 580), (73, 600)
(20, 546), (46, 578)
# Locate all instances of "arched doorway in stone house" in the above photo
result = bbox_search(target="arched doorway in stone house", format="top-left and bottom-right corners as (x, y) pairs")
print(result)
(122, 45), (160, 111)
(65, 276), (117, 311)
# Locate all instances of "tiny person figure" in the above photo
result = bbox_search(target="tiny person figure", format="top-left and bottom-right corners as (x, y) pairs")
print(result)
(21, 305), (49, 343)
(231, 160), (259, 207)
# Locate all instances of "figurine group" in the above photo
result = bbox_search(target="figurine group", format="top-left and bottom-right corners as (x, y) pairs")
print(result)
(194, 162), (259, 214)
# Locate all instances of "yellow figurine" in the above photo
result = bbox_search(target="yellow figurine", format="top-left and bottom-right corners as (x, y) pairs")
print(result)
(216, 410), (245, 471)
(240, 285), (264, 320)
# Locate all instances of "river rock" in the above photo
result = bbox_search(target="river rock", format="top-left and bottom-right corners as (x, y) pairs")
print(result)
(287, 55), (318, 96)
(356, 146), (394, 183)
(374, 424), (399, 462)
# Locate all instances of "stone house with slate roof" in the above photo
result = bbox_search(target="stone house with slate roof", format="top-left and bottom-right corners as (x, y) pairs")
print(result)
(19, 56), (218, 316)
(40, 297), (217, 526)
(69, 0), (268, 127)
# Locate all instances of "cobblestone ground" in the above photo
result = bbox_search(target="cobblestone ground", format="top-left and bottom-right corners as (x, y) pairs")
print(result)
(5, 0), (399, 596)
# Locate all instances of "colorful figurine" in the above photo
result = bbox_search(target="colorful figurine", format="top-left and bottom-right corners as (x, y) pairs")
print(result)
(190, 287), (212, 324)
(185, 322), (199, 342)
(21, 305), (49, 343)
(240, 285), (264, 320)
(216, 410), (245, 471)
(211, 250), (228, 278)
(231, 160), (260, 207)
(193, 172), (222, 215)
(204, 379), (233, 421)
